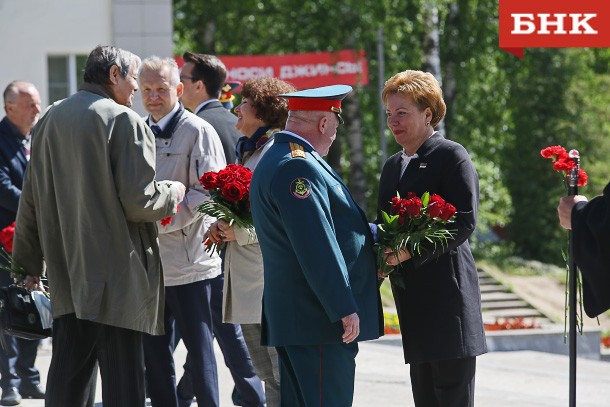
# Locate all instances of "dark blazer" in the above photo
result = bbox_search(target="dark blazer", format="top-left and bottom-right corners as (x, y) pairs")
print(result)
(377, 133), (487, 363)
(571, 181), (610, 318)
(0, 117), (27, 230)
(196, 100), (241, 164)
(251, 132), (383, 346)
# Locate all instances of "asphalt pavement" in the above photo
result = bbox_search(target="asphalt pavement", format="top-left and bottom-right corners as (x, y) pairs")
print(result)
(16, 335), (610, 406)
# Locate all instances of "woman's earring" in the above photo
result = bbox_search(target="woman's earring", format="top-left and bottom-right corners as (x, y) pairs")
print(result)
(425, 122), (430, 126)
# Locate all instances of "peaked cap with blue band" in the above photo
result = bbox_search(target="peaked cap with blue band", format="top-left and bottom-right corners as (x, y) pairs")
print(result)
(279, 84), (352, 123)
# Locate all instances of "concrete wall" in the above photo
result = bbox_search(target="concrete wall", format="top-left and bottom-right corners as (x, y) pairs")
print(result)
(113, 0), (174, 115)
(0, 0), (173, 115)
(0, 0), (112, 109)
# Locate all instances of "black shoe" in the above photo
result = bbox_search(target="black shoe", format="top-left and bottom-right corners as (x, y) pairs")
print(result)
(0, 387), (21, 406)
(19, 383), (45, 399)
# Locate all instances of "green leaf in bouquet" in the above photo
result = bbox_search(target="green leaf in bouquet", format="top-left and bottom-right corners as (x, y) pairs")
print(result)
(196, 200), (254, 232)
(421, 191), (430, 207)
(0, 247), (27, 280)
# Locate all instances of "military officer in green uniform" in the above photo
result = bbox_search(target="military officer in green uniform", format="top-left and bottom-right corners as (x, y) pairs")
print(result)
(249, 85), (383, 407)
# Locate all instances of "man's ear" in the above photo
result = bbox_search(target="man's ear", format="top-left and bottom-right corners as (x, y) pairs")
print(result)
(109, 65), (121, 85)
(176, 82), (184, 98)
(318, 116), (328, 134)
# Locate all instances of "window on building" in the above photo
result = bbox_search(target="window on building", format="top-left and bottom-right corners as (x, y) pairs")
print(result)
(47, 55), (87, 104)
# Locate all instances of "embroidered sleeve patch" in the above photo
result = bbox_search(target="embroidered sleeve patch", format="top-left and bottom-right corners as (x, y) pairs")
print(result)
(289, 142), (306, 159)
(290, 178), (312, 199)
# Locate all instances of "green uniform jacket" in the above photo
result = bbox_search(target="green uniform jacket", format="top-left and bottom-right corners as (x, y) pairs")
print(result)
(250, 131), (383, 346)
(12, 87), (179, 335)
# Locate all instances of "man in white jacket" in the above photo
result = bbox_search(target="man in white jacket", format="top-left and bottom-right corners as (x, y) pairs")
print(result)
(139, 56), (226, 407)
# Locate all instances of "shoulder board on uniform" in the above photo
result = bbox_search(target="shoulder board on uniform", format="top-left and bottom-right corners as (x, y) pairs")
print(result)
(289, 142), (307, 159)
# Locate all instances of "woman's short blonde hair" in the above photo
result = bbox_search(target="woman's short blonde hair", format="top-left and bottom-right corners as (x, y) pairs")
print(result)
(382, 70), (446, 128)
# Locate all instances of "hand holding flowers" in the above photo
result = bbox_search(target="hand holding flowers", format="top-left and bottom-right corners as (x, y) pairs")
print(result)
(541, 145), (588, 337)
(197, 164), (255, 253)
(376, 191), (457, 287)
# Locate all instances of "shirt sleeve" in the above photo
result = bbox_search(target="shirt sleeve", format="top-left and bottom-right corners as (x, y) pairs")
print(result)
(158, 122), (226, 234)
(109, 112), (179, 223)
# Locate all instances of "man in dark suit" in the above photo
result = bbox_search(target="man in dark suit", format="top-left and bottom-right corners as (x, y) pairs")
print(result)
(177, 52), (264, 407)
(558, 183), (610, 317)
(180, 52), (241, 164)
(0, 80), (44, 405)
(250, 85), (383, 406)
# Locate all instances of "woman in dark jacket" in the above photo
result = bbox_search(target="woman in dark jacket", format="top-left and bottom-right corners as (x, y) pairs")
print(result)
(377, 70), (487, 407)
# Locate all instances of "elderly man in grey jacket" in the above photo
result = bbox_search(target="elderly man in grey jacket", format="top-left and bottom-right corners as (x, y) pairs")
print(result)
(139, 56), (236, 407)
(12, 46), (185, 407)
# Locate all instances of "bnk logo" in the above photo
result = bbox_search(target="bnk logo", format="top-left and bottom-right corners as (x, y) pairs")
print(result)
(511, 14), (597, 35)
(499, 0), (610, 58)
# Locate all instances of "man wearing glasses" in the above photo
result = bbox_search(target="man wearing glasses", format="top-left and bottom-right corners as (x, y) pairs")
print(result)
(179, 52), (241, 164)
(177, 52), (264, 407)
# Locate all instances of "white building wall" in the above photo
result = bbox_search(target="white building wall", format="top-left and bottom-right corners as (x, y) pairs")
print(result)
(0, 0), (112, 109)
(112, 0), (174, 115)
(0, 0), (173, 115)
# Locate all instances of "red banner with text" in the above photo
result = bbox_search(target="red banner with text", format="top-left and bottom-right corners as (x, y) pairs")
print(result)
(499, 0), (610, 58)
(176, 50), (368, 89)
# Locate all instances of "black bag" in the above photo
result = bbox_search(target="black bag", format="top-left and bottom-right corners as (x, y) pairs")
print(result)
(0, 285), (51, 348)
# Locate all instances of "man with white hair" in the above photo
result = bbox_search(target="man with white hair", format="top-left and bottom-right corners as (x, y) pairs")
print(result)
(249, 85), (383, 406)
(0, 80), (42, 405)
(139, 56), (228, 407)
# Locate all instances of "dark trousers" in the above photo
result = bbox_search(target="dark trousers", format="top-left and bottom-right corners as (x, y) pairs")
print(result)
(0, 335), (40, 391)
(177, 273), (265, 407)
(45, 313), (145, 407)
(410, 356), (476, 407)
(144, 279), (218, 407)
(276, 342), (358, 407)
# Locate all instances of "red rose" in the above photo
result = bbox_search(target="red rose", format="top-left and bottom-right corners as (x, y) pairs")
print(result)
(406, 192), (417, 199)
(553, 157), (575, 171)
(439, 203), (457, 221)
(222, 182), (247, 202)
(397, 209), (407, 225)
(577, 169), (588, 187)
(540, 145), (567, 159)
(199, 171), (219, 190)
(390, 196), (404, 215)
(0, 222), (15, 253)
(160, 216), (173, 226)
(217, 168), (237, 187)
(405, 197), (422, 217)
(235, 169), (253, 190)
(428, 194), (445, 218)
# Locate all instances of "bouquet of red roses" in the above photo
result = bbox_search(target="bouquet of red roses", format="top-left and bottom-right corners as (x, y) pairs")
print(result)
(0, 222), (27, 279)
(377, 192), (457, 286)
(197, 164), (255, 253)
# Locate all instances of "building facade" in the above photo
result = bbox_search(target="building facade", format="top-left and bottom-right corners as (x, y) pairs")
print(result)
(0, 0), (173, 115)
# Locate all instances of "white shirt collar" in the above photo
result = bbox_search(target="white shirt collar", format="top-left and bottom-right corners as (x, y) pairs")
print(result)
(400, 151), (418, 178)
(149, 103), (180, 130)
(194, 98), (219, 114)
